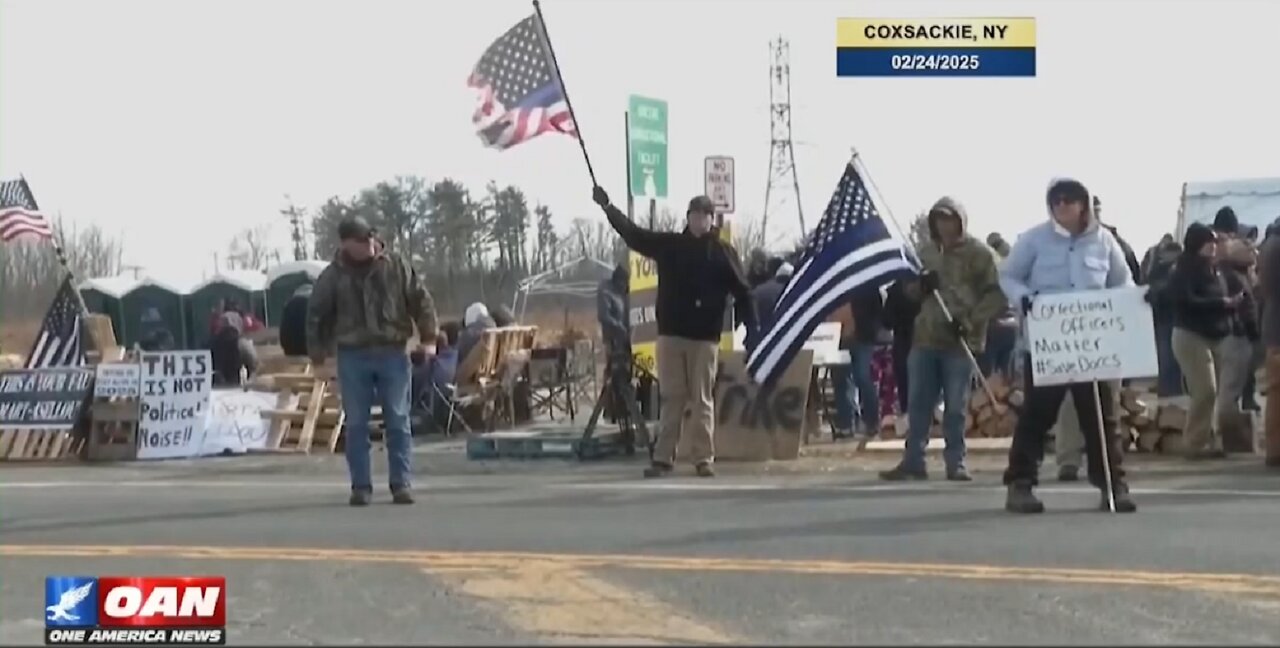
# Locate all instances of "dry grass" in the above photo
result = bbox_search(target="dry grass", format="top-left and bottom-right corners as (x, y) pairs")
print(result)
(0, 320), (41, 357)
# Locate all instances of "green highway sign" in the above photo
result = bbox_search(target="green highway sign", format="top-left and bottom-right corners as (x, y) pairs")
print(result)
(627, 95), (668, 199)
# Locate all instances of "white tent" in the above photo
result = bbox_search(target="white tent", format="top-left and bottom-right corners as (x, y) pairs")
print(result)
(512, 254), (614, 321)
(1177, 177), (1280, 239)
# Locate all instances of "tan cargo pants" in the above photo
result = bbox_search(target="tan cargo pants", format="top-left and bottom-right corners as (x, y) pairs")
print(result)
(1171, 327), (1221, 453)
(653, 336), (719, 466)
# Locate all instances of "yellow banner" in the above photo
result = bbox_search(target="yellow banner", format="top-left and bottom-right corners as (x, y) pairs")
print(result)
(837, 17), (1037, 49)
(629, 251), (657, 292)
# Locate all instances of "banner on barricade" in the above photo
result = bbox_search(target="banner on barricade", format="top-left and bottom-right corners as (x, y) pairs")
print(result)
(0, 368), (95, 430)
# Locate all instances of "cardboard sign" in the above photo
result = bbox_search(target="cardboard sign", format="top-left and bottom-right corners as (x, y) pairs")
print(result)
(677, 349), (815, 462)
(0, 368), (95, 430)
(1024, 286), (1159, 386)
(199, 389), (276, 456)
(94, 363), (140, 399)
(137, 351), (213, 460)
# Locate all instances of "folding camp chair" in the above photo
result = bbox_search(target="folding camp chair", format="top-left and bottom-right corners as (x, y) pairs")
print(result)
(435, 383), (473, 436)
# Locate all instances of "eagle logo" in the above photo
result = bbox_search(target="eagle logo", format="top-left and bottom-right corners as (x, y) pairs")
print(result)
(46, 581), (94, 622)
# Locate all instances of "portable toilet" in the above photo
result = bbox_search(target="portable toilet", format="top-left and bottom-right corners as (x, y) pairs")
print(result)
(186, 270), (268, 350)
(119, 277), (190, 350)
(79, 275), (141, 347)
(265, 260), (328, 326)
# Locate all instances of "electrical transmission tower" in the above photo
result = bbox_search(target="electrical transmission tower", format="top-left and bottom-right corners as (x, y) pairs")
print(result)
(762, 36), (805, 247)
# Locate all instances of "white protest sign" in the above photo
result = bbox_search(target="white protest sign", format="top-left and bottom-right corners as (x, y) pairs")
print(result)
(93, 363), (140, 399)
(137, 351), (213, 460)
(733, 321), (847, 364)
(704, 156), (735, 214)
(1025, 286), (1158, 387)
(199, 389), (278, 456)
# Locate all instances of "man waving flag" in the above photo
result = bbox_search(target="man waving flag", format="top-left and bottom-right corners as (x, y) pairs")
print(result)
(747, 161), (916, 386)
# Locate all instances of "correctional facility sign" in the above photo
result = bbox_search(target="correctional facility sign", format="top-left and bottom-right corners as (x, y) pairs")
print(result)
(627, 95), (668, 198)
(836, 17), (1036, 77)
(1024, 286), (1158, 387)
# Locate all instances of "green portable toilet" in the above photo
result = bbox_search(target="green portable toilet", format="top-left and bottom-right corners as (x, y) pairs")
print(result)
(119, 277), (190, 350)
(265, 260), (328, 326)
(79, 275), (141, 347)
(186, 270), (267, 350)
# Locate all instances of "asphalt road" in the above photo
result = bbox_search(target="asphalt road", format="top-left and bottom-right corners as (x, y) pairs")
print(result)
(2, 446), (1279, 645)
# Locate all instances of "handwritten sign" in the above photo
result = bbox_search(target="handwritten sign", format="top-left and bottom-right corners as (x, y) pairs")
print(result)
(137, 351), (212, 460)
(199, 389), (277, 456)
(0, 368), (95, 430)
(676, 349), (815, 462)
(1024, 286), (1158, 387)
(94, 363), (140, 399)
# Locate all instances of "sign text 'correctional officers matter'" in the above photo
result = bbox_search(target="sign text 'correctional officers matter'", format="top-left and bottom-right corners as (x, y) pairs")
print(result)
(836, 18), (1036, 78)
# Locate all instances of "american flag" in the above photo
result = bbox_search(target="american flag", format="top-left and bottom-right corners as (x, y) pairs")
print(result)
(0, 178), (53, 242)
(747, 163), (917, 385)
(25, 276), (85, 369)
(467, 14), (576, 151)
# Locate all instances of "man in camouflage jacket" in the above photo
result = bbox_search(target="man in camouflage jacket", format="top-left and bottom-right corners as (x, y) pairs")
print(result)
(307, 216), (438, 506)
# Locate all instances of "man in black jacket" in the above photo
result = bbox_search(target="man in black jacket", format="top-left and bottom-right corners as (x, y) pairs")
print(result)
(593, 186), (755, 478)
(1095, 197), (1142, 282)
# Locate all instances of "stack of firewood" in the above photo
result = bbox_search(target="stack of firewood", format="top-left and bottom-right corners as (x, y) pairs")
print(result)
(962, 374), (1022, 437)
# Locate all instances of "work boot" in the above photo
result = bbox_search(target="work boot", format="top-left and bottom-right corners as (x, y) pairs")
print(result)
(879, 465), (927, 481)
(1005, 481), (1045, 514)
(349, 488), (372, 507)
(695, 462), (716, 478)
(391, 486), (415, 505)
(1100, 482), (1137, 513)
(946, 466), (972, 482)
(643, 462), (673, 479)
(1058, 464), (1079, 482)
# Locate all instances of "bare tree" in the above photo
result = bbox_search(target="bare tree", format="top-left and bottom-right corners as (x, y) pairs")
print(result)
(225, 225), (273, 271)
(0, 216), (124, 345)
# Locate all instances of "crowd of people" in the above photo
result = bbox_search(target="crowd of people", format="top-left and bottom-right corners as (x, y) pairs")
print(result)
(278, 181), (1280, 511)
(590, 175), (1280, 515)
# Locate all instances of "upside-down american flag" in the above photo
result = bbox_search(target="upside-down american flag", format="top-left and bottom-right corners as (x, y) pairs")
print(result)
(0, 178), (53, 243)
(747, 162), (917, 386)
(25, 276), (85, 369)
(468, 14), (576, 151)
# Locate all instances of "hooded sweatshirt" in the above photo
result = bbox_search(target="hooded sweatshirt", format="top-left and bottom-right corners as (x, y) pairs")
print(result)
(998, 178), (1135, 307)
(1166, 223), (1234, 341)
(912, 197), (1008, 353)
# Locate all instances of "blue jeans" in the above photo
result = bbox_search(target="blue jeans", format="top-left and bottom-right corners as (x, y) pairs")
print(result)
(833, 343), (879, 431)
(902, 347), (973, 472)
(336, 346), (413, 491)
(1154, 319), (1183, 397)
(979, 325), (1016, 378)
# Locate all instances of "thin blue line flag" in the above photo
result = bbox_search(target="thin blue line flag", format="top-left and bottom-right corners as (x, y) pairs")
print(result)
(747, 161), (917, 385)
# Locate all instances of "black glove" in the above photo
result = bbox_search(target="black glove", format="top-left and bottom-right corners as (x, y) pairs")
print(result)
(919, 271), (940, 295)
(1020, 294), (1034, 316)
(1142, 286), (1156, 304)
(592, 185), (611, 209)
(949, 319), (967, 340)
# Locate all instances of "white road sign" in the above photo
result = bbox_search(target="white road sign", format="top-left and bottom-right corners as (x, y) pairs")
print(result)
(704, 156), (735, 215)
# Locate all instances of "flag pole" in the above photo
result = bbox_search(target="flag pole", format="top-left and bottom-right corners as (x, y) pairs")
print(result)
(531, 0), (598, 187)
(848, 151), (1000, 410)
(18, 176), (92, 319)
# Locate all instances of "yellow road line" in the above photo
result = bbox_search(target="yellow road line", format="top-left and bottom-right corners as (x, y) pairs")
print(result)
(426, 563), (734, 645)
(3, 544), (1279, 598)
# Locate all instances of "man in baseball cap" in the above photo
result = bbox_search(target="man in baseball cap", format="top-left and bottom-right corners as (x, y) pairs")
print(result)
(591, 184), (754, 478)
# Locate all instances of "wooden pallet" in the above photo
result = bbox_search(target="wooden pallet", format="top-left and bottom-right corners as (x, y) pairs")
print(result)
(0, 429), (84, 461)
(466, 427), (624, 460)
(257, 372), (344, 453)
